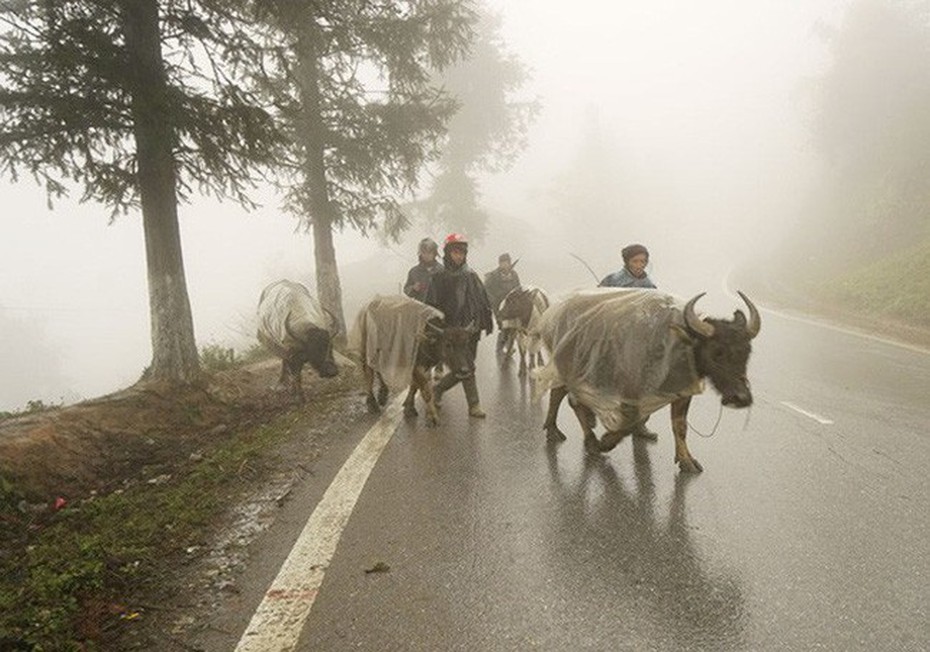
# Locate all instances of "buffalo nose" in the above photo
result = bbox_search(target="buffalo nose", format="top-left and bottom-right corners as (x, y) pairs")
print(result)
(722, 391), (752, 408)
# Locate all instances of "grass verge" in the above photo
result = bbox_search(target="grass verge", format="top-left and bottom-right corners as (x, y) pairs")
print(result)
(0, 404), (317, 650)
(816, 239), (930, 328)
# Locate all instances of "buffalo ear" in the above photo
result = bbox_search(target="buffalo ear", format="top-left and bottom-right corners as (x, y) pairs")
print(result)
(733, 310), (747, 328)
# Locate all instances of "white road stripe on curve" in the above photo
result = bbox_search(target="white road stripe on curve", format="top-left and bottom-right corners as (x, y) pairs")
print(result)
(235, 393), (405, 651)
(780, 401), (834, 425)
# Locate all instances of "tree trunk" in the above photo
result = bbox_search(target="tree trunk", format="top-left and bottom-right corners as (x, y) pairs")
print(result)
(121, 0), (200, 381)
(295, 22), (347, 336)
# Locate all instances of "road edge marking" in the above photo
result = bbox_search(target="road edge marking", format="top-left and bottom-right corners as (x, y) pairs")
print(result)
(235, 393), (405, 651)
(780, 401), (834, 425)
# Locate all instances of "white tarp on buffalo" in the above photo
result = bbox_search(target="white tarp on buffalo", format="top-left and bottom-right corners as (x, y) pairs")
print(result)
(533, 288), (704, 430)
(348, 295), (444, 391)
(257, 280), (332, 356)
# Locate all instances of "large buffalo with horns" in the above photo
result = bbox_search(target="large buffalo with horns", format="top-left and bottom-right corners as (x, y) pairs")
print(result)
(534, 288), (760, 473)
(257, 280), (339, 402)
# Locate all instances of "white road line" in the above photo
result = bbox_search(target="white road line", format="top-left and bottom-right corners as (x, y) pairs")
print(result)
(235, 394), (405, 651)
(780, 401), (834, 425)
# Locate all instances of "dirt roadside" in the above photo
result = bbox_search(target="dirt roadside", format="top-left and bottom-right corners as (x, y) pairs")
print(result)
(0, 356), (369, 650)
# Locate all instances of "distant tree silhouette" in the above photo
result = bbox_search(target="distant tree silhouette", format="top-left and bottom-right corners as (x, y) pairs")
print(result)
(414, 9), (538, 241)
(807, 0), (930, 266)
(245, 0), (475, 333)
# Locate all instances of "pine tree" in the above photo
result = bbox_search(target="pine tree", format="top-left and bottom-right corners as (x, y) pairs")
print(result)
(0, 0), (281, 382)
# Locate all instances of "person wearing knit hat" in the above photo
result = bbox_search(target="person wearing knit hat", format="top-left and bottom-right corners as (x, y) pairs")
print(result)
(598, 243), (656, 289)
(596, 242), (658, 439)
(403, 237), (441, 302)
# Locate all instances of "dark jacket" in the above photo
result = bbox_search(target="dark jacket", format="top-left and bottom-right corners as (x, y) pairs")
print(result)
(403, 261), (441, 302)
(484, 267), (521, 315)
(426, 263), (494, 335)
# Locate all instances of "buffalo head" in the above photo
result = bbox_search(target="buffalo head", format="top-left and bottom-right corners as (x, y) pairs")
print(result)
(442, 321), (479, 379)
(285, 317), (339, 379)
(682, 291), (761, 409)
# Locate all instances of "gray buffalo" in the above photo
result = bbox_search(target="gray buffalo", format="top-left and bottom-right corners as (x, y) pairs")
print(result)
(257, 280), (339, 402)
(350, 295), (445, 426)
(497, 285), (550, 374)
(535, 288), (760, 473)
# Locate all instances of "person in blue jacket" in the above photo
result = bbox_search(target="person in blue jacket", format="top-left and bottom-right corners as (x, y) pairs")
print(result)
(598, 242), (659, 439)
(598, 243), (657, 289)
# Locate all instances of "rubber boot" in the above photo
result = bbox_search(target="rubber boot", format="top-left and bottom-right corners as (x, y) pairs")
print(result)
(463, 376), (486, 418)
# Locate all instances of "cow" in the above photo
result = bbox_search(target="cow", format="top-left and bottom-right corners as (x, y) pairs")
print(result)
(256, 280), (339, 403)
(349, 295), (447, 426)
(534, 288), (760, 473)
(496, 285), (550, 375)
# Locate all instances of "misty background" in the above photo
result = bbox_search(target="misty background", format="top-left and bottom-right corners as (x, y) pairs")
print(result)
(5, 0), (928, 412)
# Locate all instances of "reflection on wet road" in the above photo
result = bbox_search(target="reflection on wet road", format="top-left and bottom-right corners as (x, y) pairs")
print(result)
(292, 309), (930, 650)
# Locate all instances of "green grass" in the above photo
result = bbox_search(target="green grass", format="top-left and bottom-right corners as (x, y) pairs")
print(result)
(0, 408), (310, 650)
(817, 240), (930, 327)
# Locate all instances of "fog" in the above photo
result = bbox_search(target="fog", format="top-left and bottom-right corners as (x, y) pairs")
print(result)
(1, 1), (850, 412)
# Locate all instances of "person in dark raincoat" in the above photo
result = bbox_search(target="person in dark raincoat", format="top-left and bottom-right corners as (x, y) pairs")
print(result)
(403, 237), (441, 302)
(425, 233), (494, 418)
(484, 252), (522, 355)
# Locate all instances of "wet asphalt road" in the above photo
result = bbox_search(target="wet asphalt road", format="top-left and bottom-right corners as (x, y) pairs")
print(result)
(207, 306), (930, 651)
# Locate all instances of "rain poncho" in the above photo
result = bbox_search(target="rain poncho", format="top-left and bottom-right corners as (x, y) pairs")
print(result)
(348, 295), (444, 391)
(533, 288), (704, 430)
(257, 280), (333, 356)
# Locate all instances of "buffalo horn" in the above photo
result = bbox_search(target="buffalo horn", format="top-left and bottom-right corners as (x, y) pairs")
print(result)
(683, 293), (715, 338)
(737, 290), (761, 339)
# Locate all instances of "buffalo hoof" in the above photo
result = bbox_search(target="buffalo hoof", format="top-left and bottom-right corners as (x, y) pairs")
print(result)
(366, 395), (381, 414)
(426, 414), (440, 428)
(677, 457), (704, 474)
(403, 403), (418, 418)
(632, 425), (659, 441)
(544, 425), (566, 442)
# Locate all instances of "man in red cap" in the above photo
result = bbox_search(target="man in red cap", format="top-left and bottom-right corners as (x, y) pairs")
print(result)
(425, 234), (494, 418)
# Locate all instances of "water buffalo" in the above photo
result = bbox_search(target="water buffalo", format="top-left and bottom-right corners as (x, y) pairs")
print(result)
(349, 295), (448, 426)
(535, 288), (760, 473)
(497, 285), (550, 374)
(257, 280), (339, 402)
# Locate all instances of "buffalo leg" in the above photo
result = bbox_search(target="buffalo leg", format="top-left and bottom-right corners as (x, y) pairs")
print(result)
(285, 360), (305, 404)
(403, 382), (418, 417)
(671, 397), (703, 473)
(376, 372), (389, 406)
(543, 386), (568, 442)
(362, 365), (380, 413)
(413, 366), (440, 427)
(569, 400), (600, 454)
(598, 403), (640, 451)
